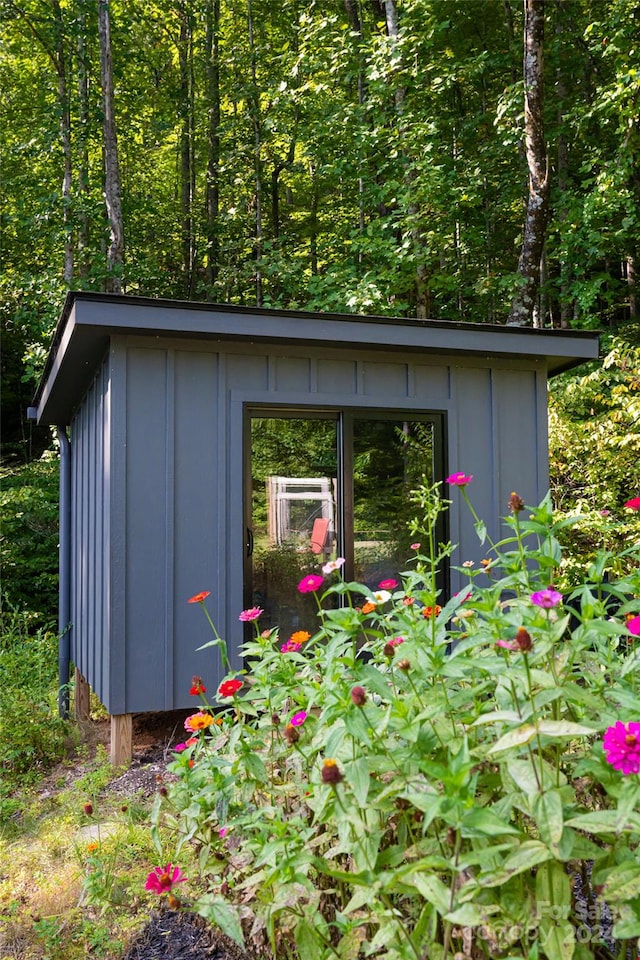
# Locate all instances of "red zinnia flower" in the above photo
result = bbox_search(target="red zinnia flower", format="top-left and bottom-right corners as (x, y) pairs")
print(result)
(218, 678), (243, 697)
(624, 497), (640, 510)
(603, 721), (640, 775)
(189, 676), (206, 696)
(188, 591), (211, 604)
(145, 863), (187, 895)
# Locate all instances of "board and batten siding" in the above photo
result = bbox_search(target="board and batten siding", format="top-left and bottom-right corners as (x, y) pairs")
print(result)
(71, 354), (110, 709)
(69, 337), (548, 714)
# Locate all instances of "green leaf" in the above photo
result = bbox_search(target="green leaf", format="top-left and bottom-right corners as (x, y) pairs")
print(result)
(534, 790), (564, 850)
(294, 918), (323, 960)
(461, 806), (520, 837)
(196, 895), (245, 946)
(401, 871), (451, 915)
(503, 840), (553, 876)
(444, 902), (484, 926)
(345, 757), (370, 806)
(565, 810), (640, 833)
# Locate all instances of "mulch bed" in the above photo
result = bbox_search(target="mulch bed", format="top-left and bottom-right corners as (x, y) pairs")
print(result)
(121, 908), (255, 960)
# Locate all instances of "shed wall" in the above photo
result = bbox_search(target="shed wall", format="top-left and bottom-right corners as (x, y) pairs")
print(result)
(71, 337), (549, 715)
(70, 355), (110, 707)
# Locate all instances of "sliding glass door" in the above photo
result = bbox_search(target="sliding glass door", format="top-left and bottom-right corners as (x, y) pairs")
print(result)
(245, 408), (444, 640)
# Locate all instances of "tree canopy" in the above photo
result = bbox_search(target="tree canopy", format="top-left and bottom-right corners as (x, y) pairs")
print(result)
(1, 0), (639, 458)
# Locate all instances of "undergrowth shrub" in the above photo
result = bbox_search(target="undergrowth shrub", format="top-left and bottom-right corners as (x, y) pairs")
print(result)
(0, 603), (72, 804)
(152, 480), (640, 960)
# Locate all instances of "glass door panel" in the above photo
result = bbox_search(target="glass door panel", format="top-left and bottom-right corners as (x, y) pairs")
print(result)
(247, 415), (339, 641)
(352, 418), (435, 591)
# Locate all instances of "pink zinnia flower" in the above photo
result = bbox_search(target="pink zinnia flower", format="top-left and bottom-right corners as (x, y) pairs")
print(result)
(530, 588), (563, 609)
(239, 606), (263, 622)
(411, 542), (421, 550)
(624, 497), (640, 510)
(496, 639), (518, 651)
(378, 579), (398, 590)
(603, 721), (640, 775)
(627, 615), (640, 636)
(298, 574), (324, 593)
(290, 710), (307, 726)
(145, 864), (187, 895)
(446, 472), (473, 487)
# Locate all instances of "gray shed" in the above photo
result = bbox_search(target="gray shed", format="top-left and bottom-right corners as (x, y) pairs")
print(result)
(29, 292), (599, 762)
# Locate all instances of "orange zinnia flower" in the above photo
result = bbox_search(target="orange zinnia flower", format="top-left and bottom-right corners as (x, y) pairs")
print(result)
(422, 605), (442, 618)
(290, 630), (311, 644)
(361, 601), (376, 614)
(184, 712), (215, 732)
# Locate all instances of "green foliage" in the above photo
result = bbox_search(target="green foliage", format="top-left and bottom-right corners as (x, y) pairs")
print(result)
(549, 327), (640, 582)
(0, 604), (72, 812)
(156, 481), (640, 960)
(0, 452), (60, 623)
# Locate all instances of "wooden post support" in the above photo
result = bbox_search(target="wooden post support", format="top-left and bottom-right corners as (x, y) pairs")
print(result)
(74, 668), (91, 721)
(110, 713), (132, 766)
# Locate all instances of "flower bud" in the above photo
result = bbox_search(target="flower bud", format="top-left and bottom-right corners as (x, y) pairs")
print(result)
(321, 758), (343, 785)
(83, 802), (94, 816)
(350, 685), (366, 705)
(509, 491), (525, 513)
(271, 713), (281, 725)
(396, 658), (411, 672)
(515, 627), (533, 652)
(283, 723), (299, 744)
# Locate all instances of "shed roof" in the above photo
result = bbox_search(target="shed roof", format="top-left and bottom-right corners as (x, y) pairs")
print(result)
(30, 292), (600, 425)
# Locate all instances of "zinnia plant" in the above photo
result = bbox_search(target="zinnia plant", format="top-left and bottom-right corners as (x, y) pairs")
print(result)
(145, 863), (187, 895)
(154, 479), (640, 960)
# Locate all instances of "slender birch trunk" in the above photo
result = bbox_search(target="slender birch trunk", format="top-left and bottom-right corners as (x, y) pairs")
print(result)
(98, 0), (124, 292)
(507, 0), (550, 326)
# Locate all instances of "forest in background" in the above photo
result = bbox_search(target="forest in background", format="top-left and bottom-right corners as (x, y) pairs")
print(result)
(1, 0), (639, 621)
(1, 0), (639, 459)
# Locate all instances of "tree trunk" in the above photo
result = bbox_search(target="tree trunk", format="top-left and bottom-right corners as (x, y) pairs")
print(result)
(76, 0), (91, 278)
(247, 0), (263, 307)
(205, 0), (221, 292)
(178, 2), (195, 298)
(51, 0), (74, 284)
(507, 0), (550, 326)
(98, 0), (124, 292)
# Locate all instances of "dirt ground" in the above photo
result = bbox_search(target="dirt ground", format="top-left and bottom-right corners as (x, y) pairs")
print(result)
(82, 712), (263, 960)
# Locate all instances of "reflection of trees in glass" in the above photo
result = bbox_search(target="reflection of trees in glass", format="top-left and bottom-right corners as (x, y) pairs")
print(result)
(352, 420), (435, 587)
(353, 420), (434, 536)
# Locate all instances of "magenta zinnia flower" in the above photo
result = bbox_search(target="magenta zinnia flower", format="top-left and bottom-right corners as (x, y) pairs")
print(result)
(627, 615), (640, 636)
(530, 588), (563, 609)
(623, 497), (640, 510)
(378, 579), (398, 590)
(298, 574), (324, 593)
(281, 640), (302, 653)
(145, 863), (187, 894)
(239, 606), (263, 622)
(446, 472), (473, 487)
(290, 710), (307, 726)
(603, 721), (640, 775)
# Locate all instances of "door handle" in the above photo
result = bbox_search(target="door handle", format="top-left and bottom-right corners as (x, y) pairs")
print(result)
(246, 527), (254, 557)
